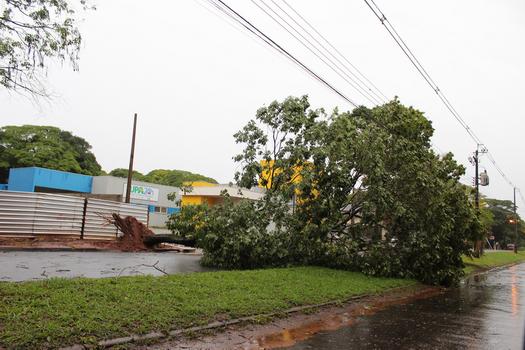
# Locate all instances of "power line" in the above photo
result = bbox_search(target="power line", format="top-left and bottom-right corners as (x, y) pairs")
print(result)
(203, 0), (524, 209)
(205, 0), (358, 106)
(280, 0), (389, 102)
(363, 0), (519, 194)
(264, 0), (387, 104)
(251, 0), (382, 105)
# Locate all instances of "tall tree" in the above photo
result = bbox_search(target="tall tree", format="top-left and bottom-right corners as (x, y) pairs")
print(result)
(0, 125), (101, 182)
(0, 0), (92, 96)
(108, 168), (145, 181)
(485, 198), (524, 247)
(231, 96), (479, 285)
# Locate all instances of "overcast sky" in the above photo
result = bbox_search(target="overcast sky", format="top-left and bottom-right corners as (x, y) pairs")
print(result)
(1, 0), (524, 212)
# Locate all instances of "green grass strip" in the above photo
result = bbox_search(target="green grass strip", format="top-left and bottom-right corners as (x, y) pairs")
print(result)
(0, 266), (414, 349)
(462, 251), (525, 275)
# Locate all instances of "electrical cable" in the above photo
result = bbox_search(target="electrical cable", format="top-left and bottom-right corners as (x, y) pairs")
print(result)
(364, 0), (521, 196)
(203, 0), (525, 209)
(205, 0), (358, 106)
(252, 0), (381, 105)
(261, 0), (386, 104)
(208, 0), (357, 107)
(280, 0), (389, 102)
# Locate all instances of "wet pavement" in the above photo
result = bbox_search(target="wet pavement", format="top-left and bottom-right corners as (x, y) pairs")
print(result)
(0, 250), (207, 281)
(280, 264), (525, 350)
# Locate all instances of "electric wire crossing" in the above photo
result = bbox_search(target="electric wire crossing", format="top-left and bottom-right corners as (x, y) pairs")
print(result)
(363, 0), (523, 206)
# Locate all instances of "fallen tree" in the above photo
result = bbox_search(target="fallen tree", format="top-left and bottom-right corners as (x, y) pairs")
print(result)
(105, 213), (155, 251)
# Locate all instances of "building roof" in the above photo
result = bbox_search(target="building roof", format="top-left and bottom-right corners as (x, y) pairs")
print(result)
(183, 184), (265, 200)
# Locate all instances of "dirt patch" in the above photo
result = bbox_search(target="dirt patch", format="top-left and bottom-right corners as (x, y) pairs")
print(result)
(135, 285), (442, 350)
(107, 214), (155, 251)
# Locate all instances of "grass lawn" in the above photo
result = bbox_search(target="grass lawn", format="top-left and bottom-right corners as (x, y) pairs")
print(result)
(0, 266), (415, 349)
(462, 250), (525, 275)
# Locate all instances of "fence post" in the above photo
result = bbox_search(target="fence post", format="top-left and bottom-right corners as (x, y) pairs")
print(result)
(80, 197), (88, 240)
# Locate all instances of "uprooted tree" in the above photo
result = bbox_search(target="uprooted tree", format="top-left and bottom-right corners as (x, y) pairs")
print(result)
(168, 96), (481, 286)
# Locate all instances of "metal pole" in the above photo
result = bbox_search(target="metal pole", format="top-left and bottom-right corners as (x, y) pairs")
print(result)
(514, 187), (518, 253)
(473, 148), (481, 256)
(80, 197), (88, 239)
(125, 113), (137, 203)
(475, 148), (479, 213)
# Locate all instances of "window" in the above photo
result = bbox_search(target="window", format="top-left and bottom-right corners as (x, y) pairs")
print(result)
(153, 206), (167, 214)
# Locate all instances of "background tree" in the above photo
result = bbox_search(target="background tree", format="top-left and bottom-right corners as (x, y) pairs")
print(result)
(108, 168), (146, 181)
(0, 0), (92, 96)
(108, 168), (218, 187)
(485, 198), (524, 247)
(0, 124), (101, 182)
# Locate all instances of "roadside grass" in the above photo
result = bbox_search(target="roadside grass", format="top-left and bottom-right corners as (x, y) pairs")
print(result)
(463, 251), (525, 275)
(0, 266), (415, 349)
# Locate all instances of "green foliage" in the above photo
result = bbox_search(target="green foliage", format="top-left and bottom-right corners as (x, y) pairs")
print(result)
(0, 0), (93, 96)
(108, 168), (217, 187)
(145, 169), (218, 187)
(178, 96), (480, 286)
(484, 197), (524, 247)
(478, 195), (495, 236)
(166, 203), (210, 238)
(0, 125), (101, 182)
(169, 196), (292, 269)
(0, 267), (414, 349)
(108, 168), (146, 181)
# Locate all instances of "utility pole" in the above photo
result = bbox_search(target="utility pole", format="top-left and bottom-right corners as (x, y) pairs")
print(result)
(474, 148), (479, 213)
(514, 187), (518, 253)
(470, 145), (488, 256)
(125, 113), (137, 203)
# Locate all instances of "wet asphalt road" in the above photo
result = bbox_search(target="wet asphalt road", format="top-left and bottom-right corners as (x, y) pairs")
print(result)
(0, 251), (207, 281)
(288, 264), (525, 350)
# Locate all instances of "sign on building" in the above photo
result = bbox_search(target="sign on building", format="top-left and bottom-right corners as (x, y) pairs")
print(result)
(123, 184), (159, 202)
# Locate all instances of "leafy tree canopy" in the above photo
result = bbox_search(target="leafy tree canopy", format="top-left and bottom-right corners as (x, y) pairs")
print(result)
(173, 96), (481, 286)
(1, 0), (93, 96)
(108, 168), (218, 187)
(0, 125), (102, 182)
(108, 168), (146, 181)
(484, 197), (524, 247)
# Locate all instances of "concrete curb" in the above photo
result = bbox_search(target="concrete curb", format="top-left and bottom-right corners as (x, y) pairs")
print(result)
(60, 286), (421, 350)
(463, 260), (525, 280)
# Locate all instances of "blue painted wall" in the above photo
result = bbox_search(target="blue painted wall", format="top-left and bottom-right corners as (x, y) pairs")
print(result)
(167, 207), (180, 215)
(0, 184), (7, 190)
(8, 167), (93, 193)
(7, 167), (37, 191)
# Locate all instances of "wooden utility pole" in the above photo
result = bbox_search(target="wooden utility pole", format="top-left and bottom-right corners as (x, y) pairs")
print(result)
(514, 187), (518, 253)
(125, 113), (137, 203)
(471, 145), (487, 257)
(474, 148), (479, 213)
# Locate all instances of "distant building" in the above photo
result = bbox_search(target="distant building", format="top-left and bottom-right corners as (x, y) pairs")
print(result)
(181, 181), (265, 206)
(91, 176), (181, 227)
(3, 167), (181, 227)
(2, 167), (266, 227)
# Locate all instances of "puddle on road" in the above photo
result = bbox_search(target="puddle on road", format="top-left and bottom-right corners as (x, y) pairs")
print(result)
(256, 287), (443, 349)
(258, 314), (357, 348)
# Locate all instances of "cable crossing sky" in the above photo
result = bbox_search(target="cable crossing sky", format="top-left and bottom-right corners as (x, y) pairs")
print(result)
(203, 0), (521, 207)
(363, 0), (522, 202)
